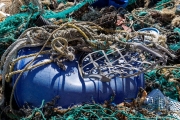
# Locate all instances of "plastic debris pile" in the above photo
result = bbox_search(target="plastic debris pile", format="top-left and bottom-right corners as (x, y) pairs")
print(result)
(0, 0), (180, 119)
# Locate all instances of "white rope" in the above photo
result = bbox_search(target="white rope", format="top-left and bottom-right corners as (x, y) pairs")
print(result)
(1, 38), (27, 68)
(2, 40), (26, 93)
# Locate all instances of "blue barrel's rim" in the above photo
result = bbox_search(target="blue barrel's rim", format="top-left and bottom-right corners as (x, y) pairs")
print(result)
(138, 28), (159, 34)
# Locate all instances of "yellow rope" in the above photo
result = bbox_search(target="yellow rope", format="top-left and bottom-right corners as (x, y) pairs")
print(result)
(66, 23), (97, 48)
(12, 50), (50, 64)
(51, 37), (68, 55)
(8, 60), (53, 77)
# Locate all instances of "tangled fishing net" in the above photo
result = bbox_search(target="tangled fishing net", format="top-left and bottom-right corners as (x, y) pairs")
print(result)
(0, 0), (180, 119)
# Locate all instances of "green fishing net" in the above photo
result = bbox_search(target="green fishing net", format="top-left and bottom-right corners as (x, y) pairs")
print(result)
(174, 28), (180, 33)
(57, 0), (66, 4)
(43, 0), (95, 19)
(0, 13), (29, 55)
(0, 3), (41, 55)
(145, 69), (180, 100)
(128, 0), (137, 5)
(155, 0), (171, 10)
(168, 28), (180, 51)
(169, 42), (180, 51)
(20, 100), (178, 120)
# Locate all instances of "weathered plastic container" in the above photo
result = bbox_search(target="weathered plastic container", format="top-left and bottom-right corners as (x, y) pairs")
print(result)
(12, 47), (144, 108)
(109, 0), (128, 8)
(128, 28), (159, 44)
(92, 0), (128, 8)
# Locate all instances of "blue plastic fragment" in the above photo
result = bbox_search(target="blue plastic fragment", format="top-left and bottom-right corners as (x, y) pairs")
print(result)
(144, 89), (180, 119)
(92, 0), (128, 8)
(144, 89), (168, 111)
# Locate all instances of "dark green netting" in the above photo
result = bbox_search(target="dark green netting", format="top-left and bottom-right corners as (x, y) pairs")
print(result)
(128, 0), (137, 5)
(138, 11), (148, 16)
(174, 28), (180, 33)
(0, 3), (41, 55)
(20, 101), (179, 120)
(57, 0), (67, 4)
(169, 42), (180, 51)
(168, 28), (180, 51)
(43, 0), (95, 19)
(155, 0), (171, 10)
(145, 69), (180, 100)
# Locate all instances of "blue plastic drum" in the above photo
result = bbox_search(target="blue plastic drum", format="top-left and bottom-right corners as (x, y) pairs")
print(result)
(12, 47), (144, 108)
(92, 0), (128, 8)
(109, 0), (128, 8)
